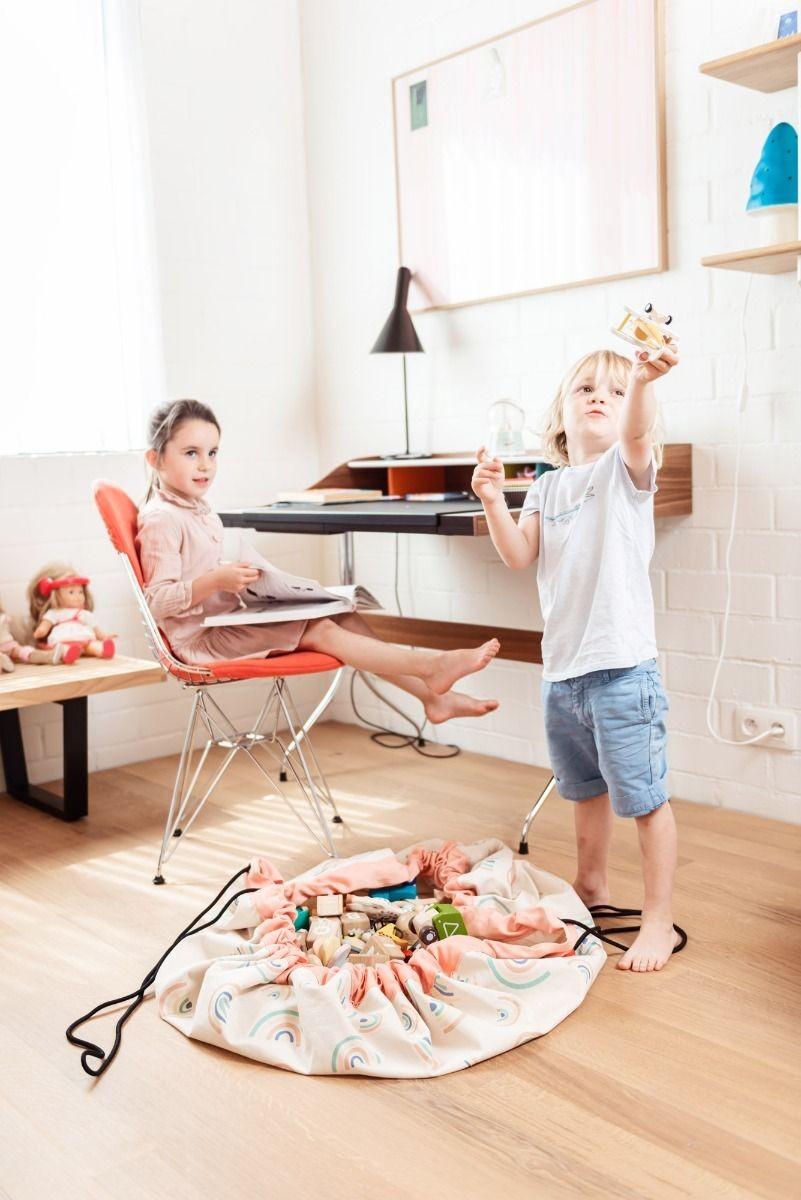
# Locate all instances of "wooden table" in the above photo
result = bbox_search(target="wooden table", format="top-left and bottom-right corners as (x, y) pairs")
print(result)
(0, 656), (163, 821)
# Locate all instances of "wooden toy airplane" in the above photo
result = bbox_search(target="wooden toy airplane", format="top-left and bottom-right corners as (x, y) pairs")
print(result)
(611, 302), (676, 362)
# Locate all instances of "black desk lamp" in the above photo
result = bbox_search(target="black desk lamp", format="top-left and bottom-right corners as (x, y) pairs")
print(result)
(371, 266), (429, 459)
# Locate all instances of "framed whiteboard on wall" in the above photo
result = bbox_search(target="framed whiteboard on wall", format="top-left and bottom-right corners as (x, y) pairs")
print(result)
(392, 0), (666, 313)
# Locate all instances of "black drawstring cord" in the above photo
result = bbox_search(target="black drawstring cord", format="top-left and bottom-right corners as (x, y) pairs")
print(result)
(564, 903), (688, 955)
(66, 865), (258, 1079)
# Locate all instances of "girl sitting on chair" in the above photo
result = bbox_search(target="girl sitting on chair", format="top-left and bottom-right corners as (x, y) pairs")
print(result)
(137, 400), (499, 726)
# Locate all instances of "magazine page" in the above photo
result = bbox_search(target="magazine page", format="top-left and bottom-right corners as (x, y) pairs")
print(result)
(237, 538), (340, 605)
(323, 584), (382, 610)
(204, 598), (354, 627)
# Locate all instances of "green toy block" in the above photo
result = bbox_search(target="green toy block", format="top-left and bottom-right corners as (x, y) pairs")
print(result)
(431, 903), (467, 939)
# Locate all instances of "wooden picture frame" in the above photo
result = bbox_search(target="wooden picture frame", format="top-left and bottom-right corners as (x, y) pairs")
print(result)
(392, 0), (666, 313)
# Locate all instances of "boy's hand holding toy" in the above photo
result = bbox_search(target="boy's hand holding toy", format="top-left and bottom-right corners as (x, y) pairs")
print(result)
(633, 342), (679, 384)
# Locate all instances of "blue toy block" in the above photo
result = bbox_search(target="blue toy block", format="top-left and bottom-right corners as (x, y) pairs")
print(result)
(368, 881), (418, 902)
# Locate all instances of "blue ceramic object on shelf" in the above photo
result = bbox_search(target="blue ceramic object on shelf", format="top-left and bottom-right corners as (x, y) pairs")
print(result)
(746, 122), (798, 212)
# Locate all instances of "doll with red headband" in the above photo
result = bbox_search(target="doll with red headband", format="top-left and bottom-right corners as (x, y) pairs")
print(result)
(28, 564), (116, 660)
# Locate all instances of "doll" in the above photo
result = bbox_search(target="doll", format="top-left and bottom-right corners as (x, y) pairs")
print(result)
(27, 565), (116, 660)
(0, 599), (79, 669)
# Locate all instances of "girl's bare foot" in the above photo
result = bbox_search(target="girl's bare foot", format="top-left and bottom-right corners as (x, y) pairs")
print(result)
(423, 690), (499, 725)
(617, 915), (680, 972)
(424, 639), (500, 696)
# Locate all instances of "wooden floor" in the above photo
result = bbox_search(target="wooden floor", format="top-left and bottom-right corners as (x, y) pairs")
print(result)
(1, 721), (799, 1200)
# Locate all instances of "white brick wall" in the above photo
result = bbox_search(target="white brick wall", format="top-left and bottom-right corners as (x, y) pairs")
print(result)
(300, 0), (801, 822)
(2, 1), (798, 824)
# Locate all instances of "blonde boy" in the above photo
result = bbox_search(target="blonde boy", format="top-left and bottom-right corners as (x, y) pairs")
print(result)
(472, 345), (680, 971)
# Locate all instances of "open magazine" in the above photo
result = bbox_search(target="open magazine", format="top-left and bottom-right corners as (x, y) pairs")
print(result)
(203, 540), (382, 627)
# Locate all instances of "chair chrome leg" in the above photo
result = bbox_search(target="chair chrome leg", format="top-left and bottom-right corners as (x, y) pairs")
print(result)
(275, 685), (336, 856)
(159, 744), (239, 866)
(280, 683), (342, 823)
(153, 691), (201, 884)
(281, 666), (346, 766)
(518, 775), (557, 855)
(245, 736), (336, 857)
(171, 738), (213, 836)
(153, 679), (340, 882)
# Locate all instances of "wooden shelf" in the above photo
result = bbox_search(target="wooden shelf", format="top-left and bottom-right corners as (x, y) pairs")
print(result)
(701, 241), (801, 274)
(699, 33), (801, 92)
(314, 444), (692, 520)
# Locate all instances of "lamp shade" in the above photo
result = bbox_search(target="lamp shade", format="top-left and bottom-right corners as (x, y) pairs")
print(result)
(371, 267), (424, 354)
(746, 122), (798, 212)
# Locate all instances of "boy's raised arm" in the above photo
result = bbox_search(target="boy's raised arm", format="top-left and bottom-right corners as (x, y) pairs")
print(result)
(619, 345), (679, 487)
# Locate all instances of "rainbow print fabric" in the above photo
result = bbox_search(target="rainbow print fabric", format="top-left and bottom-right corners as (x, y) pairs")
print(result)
(155, 838), (605, 1077)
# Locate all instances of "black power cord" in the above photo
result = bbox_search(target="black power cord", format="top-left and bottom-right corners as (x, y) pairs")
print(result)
(349, 532), (461, 760)
(349, 668), (460, 759)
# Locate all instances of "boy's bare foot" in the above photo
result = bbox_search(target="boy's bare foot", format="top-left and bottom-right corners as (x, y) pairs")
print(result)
(424, 640), (500, 696)
(424, 690), (499, 725)
(617, 915), (680, 972)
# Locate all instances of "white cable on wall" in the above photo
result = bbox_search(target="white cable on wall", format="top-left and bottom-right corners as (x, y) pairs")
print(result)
(705, 271), (784, 747)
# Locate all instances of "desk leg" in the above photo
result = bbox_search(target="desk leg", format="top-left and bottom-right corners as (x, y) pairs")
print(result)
(0, 698), (88, 821)
(339, 530), (354, 586)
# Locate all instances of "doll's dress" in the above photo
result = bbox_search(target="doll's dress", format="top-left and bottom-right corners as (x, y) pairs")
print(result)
(45, 608), (95, 646)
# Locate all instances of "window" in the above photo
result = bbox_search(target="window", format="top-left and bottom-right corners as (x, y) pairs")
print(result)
(0, 0), (165, 454)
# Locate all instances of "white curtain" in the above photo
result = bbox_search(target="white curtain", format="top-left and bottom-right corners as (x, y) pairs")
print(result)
(0, 0), (166, 454)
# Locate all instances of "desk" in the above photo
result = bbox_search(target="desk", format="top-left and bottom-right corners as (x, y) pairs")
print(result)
(219, 497), (486, 537)
(219, 445), (693, 663)
(0, 656), (163, 821)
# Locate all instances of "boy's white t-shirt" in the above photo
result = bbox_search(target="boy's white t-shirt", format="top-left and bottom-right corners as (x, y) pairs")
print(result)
(519, 441), (658, 682)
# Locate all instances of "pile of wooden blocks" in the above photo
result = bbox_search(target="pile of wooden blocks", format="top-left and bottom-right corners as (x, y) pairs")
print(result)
(293, 883), (468, 968)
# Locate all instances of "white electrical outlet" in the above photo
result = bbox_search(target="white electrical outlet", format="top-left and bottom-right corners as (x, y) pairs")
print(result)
(722, 704), (798, 751)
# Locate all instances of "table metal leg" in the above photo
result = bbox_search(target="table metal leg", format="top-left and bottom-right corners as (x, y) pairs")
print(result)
(518, 774), (556, 855)
(0, 698), (88, 821)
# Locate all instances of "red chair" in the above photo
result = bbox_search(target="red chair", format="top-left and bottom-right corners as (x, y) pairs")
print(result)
(93, 481), (343, 883)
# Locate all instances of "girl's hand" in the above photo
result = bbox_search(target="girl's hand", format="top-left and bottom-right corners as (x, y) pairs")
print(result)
(214, 563), (261, 593)
(33, 620), (51, 640)
(94, 629), (116, 640)
(472, 447), (506, 504)
(635, 342), (679, 383)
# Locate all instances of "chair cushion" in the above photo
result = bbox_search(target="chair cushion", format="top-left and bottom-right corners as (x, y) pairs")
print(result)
(197, 651), (342, 681)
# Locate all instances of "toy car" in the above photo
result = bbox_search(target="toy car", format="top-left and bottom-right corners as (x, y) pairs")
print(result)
(611, 302), (675, 362)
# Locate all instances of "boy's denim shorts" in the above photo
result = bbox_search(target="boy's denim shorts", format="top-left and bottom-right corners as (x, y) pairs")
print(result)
(542, 659), (669, 818)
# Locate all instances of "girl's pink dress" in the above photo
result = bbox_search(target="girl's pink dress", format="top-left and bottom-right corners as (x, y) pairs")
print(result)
(136, 488), (307, 664)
